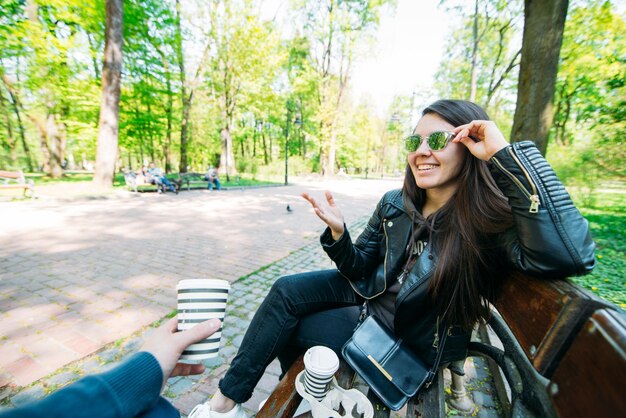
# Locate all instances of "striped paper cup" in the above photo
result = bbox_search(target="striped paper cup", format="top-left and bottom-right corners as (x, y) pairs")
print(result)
(303, 346), (339, 400)
(177, 279), (230, 360)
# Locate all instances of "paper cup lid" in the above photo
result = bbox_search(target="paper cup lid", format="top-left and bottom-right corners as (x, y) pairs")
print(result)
(304, 346), (339, 375)
(177, 279), (230, 290)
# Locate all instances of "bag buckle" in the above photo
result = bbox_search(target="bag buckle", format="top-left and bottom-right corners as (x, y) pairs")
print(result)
(425, 371), (435, 388)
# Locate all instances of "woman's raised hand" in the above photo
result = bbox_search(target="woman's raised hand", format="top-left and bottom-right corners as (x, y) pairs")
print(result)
(301, 191), (345, 240)
(452, 120), (509, 161)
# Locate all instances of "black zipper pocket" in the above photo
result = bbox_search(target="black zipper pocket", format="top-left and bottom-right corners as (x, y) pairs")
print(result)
(492, 147), (540, 213)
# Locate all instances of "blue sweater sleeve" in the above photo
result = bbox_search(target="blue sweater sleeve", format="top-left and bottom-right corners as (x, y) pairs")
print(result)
(0, 352), (164, 418)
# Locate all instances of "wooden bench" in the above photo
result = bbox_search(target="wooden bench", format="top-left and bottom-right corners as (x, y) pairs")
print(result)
(179, 172), (211, 191)
(258, 271), (626, 418)
(124, 172), (181, 193)
(0, 170), (34, 198)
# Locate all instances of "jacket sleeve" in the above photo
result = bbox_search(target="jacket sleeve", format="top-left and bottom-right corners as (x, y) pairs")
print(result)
(320, 194), (386, 281)
(0, 352), (164, 418)
(489, 141), (596, 277)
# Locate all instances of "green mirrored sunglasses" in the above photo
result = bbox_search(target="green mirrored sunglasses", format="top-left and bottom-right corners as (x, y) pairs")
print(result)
(404, 131), (455, 153)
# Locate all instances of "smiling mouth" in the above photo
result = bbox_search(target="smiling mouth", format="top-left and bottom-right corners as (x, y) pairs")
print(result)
(417, 164), (438, 171)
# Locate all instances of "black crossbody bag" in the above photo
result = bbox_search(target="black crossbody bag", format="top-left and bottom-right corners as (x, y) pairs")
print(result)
(341, 314), (448, 411)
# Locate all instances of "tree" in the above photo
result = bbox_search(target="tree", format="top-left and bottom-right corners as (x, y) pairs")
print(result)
(93, 0), (124, 188)
(0, 1), (35, 171)
(0, 0), (103, 177)
(553, 1), (624, 145)
(117, 0), (185, 172)
(510, 0), (568, 154)
(294, 0), (392, 176)
(435, 0), (522, 118)
(201, 0), (284, 180)
(551, 1), (625, 179)
(175, 0), (191, 173)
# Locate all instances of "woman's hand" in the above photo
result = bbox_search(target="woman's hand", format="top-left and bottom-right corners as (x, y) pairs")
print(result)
(452, 120), (509, 161)
(301, 191), (345, 240)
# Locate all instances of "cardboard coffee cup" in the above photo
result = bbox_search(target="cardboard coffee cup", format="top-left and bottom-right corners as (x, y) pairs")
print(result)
(177, 279), (230, 360)
(303, 346), (339, 400)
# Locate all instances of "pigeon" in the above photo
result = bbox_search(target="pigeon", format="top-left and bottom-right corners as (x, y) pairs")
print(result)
(286, 204), (293, 213)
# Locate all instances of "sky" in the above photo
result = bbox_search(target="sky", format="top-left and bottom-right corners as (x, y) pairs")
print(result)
(260, 0), (453, 116)
(349, 1), (450, 115)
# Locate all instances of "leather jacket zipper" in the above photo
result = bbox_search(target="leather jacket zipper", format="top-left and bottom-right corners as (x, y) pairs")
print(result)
(339, 218), (389, 300)
(492, 147), (540, 213)
(433, 317), (453, 349)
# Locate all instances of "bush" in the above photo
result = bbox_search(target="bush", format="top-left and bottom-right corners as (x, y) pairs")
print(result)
(255, 155), (316, 180)
(573, 190), (626, 307)
(547, 141), (599, 207)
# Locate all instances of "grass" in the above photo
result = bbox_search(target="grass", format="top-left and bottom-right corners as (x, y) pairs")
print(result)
(571, 188), (625, 308)
(25, 171), (94, 184)
(20, 171), (279, 190)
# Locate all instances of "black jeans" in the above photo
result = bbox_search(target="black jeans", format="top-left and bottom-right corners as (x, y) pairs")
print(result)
(219, 269), (363, 403)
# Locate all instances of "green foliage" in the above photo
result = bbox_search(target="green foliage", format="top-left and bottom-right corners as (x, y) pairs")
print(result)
(291, 0), (395, 174)
(573, 189), (626, 308)
(1, 0), (621, 187)
(547, 140), (602, 207)
(0, 0), (406, 180)
(435, 0), (522, 117)
(552, 1), (625, 179)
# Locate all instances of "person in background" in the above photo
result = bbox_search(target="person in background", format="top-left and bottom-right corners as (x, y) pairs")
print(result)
(204, 166), (221, 191)
(149, 162), (178, 194)
(0, 318), (221, 418)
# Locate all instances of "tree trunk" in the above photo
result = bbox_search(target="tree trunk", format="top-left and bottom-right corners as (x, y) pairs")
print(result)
(261, 129), (268, 164)
(1, 74), (35, 171)
(328, 129), (337, 175)
(469, 0), (479, 101)
(218, 68), (238, 179)
(147, 101), (156, 164)
(176, 0), (190, 173)
(30, 115), (51, 173)
(0, 89), (17, 164)
(510, 0), (568, 155)
(219, 121), (237, 180)
(46, 113), (65, 178)
(253, 129), (256, 157)
(94, 0), (124, 188)
(163, 54), (173, 173)
(87, 33), (101, 82)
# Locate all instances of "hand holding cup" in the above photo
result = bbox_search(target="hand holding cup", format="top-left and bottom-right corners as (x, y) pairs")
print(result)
(176, 279), (230, 361)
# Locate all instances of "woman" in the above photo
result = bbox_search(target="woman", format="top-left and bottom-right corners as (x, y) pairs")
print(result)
(189, 99), (595, 418)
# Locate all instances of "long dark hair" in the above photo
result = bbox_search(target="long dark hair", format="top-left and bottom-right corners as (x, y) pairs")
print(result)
(402, 99), (513, 330)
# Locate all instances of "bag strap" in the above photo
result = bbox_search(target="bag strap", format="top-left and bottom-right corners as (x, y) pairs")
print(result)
(424, 323), (449, 387)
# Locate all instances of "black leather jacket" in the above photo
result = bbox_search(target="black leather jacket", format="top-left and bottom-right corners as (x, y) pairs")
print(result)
(321, 141), (596, 365)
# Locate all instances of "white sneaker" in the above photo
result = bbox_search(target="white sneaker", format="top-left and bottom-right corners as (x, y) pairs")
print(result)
(188, 402), (248, 418)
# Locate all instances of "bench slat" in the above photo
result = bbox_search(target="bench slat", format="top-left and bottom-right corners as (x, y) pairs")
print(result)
(0, 184), (32, 189)
(257, 357), (304, 418)
(0, 170), (34, 197)
(0, 170), (23, 180)
(549, 308), (626, 417)
(494, 271), (608, 376)
(406, 369), (445, 418)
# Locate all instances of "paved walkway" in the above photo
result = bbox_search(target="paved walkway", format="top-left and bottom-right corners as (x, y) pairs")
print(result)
(0, 179), (502, 416)
(0, 179), (398, 387)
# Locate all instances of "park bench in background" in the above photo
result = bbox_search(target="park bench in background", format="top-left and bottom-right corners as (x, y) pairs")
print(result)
(0, 170), (34, 198)
(123, 172), (181, 193)
(179, 172), (210, 191)
(258, 270), (626, 418)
